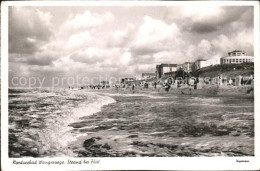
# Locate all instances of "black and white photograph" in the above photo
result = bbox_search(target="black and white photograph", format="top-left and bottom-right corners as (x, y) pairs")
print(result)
(1, 1), (260, 170)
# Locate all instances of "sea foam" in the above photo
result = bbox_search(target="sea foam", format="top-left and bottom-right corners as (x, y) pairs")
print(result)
(37, 91), (116, 157)
(9, 89), (116, 157)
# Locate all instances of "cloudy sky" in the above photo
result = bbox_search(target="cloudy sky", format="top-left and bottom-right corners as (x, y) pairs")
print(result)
(9, 5), (254, 87)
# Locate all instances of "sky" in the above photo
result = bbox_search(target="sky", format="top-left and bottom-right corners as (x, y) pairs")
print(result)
(8, 5), (254, 87)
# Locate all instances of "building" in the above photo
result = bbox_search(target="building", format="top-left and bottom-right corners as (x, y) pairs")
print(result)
(156, 64), (178, 79)
(228, 50), (246, 56)
(142, 73), (156, 79)
(192, 58), (220, 72)
(205, 58), (220, 66)
(178, 62), (194, 73)
(220, 50), (254, 64)
(193, 59), (207, 71)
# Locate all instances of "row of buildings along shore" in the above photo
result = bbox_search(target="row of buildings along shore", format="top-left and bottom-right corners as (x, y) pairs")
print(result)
(153, 50), (254, 81)
(118, 50), (254, 87)
(83, 50), (254, 89)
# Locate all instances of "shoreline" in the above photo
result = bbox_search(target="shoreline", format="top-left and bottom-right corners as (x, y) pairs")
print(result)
(83, 85), (254, 98)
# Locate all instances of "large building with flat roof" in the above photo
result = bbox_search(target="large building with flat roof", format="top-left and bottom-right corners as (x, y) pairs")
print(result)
(156, 64), (178, 79)
(221, 50), (254, 64)
(192, 58), (220, 72)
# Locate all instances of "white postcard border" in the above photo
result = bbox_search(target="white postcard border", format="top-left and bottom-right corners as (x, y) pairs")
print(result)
(1, 1), (260, 170)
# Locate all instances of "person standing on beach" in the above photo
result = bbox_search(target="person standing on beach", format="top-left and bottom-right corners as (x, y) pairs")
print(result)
(132, 83), (135, 93)
(154, 82), (157, 89)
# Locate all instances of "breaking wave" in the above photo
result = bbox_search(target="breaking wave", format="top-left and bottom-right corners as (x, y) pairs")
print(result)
(8, 88), (115, 157)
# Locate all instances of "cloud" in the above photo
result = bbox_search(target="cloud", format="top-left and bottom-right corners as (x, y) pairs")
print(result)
(131, 16), (182, 55)
(70, 47), (120, 64)
(197, 40), (212, 56)
(8, 6), (254, 87)
(188, 23), (219, 34)
(67, 31), (92, 50)
(9, 7), (53, 54)
(178, 6), (251, 34)
(9, 8), (116, 68)
(136, 64), (155, 73)
(212, 28), (253, 55)
(9, 50), (61, 66)
(185, 27), (254, 61)
(53, 10), (116, 52)
(63, 10), (114, 32)
(152, 51), (179, 64)
(135, 16), (180, 45)
(182, 6), (224, 22)
(110, 24), (136, 47)
(120, 52), (132, 65)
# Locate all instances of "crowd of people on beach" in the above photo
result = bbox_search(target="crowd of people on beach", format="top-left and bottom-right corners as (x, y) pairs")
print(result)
(67, 73), (253, 95)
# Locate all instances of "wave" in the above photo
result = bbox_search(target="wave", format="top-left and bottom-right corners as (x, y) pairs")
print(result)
(72, 93), (116, 119)
(38, 92), (115, 157)
(9, 90), (116, 157)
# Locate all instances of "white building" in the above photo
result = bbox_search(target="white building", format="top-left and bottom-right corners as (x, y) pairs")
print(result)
(192, 58), (220, 71)
(193, 59), (207, 71)
(205, 58), (220, 66)
(221, 50), (254, 64)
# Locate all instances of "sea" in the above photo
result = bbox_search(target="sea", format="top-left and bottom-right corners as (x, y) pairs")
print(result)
(8, 88), (254, 157)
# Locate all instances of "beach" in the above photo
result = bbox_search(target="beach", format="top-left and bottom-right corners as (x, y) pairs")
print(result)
(8, 86), (254, 157)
